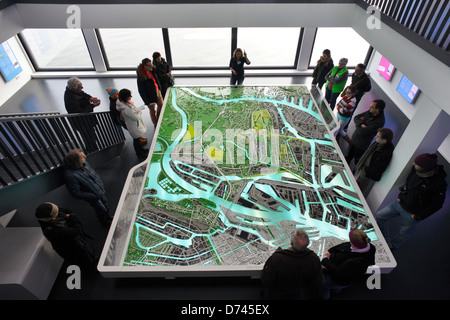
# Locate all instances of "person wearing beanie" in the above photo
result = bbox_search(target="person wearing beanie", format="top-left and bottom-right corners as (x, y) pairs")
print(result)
(35, 202), (98, 272)
(319, 228), (376, 299)
(376, 153), (447, 249)
(107, 87), (127, 130)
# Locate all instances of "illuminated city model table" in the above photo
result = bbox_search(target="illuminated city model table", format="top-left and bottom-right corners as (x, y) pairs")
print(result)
(98, 85), (396, 278)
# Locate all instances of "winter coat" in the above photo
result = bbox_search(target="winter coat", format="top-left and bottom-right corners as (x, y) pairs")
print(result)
(261, 247), (323, 296)
(398, 165), (447, 220)
(321, 242), (376, 286)
(63, 160), (106, 201)
(136, 64), (162, 105)
(351, 110), (385, 150)
(115, 100), (147, 139)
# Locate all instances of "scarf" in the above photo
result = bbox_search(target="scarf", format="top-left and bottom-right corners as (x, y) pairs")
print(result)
(354, 142), (382, 175)
(351, 243), (371, 253)
(139, 65), (159, 92)
(317, 55), (331, 66)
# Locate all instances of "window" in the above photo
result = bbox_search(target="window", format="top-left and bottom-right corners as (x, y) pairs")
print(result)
(20, 29), (93, 70)
(237, 28), (301, 67)
(98, 28), (165, 69)
(168, 28), (231, 68)
(309, 28), (370, 68)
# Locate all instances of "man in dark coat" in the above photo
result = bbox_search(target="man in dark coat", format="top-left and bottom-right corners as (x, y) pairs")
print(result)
(64, 77), (101, 153)
(35, 202), (97, 272)
(63, 149), (113, 226)
(137, 58), (163, 126)
(261, 229), (323, 299)
(355, 128), (394, 193)
(345, 99), (386, 166)
(376, 153), (448, 248)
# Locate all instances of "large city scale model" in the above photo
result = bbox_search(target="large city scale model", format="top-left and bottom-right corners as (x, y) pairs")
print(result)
(117, 85), (394, 275)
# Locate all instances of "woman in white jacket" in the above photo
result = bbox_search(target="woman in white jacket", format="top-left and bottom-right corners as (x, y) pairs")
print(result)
(116, 88), (149, 159)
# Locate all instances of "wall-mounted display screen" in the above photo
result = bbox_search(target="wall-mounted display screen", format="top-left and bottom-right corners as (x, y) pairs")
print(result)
(377, 56), (395, 81)
(396, 75), (420, 104)
(0, 41), (23, 82)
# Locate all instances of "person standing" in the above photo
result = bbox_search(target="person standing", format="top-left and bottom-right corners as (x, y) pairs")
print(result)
(35, 202), (98, 272)
(354, 128), (394, 194)
(64, 77), (101, 153)
(261, 229), (323, 300)
(229, 48), (251, 86)
(319, 229), (376, 300)
(106, 87), (127, 130)
(345, 100), (386, 167)
(312, 49), (334, 90)
(115, 89), (149, 160)
(137, 58), (163, 126)
(334, 86), (357, 144)
(375, 153), (447, 249)
(63, 149), (113, 226)
(152, 51), (174, 98)
(324, 58), (349, 110)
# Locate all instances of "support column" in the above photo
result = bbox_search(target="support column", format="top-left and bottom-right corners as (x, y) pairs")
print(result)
(366, 100), (450, 213)
(296, 27), (316, 71)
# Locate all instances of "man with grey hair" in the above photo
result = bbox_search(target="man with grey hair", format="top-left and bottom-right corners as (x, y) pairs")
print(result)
(64, 77), (101, 152)
(261, 229), (323, 299)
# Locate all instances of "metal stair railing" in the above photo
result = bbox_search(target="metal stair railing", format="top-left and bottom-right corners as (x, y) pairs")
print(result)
(0, 111), (126, 189)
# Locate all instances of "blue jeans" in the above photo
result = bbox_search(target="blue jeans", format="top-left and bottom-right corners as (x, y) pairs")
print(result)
(375, 200), (419, 249)
(318, 274), (349, 300)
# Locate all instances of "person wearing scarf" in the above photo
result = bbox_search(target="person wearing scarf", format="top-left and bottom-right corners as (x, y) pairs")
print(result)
(35, 202), (98, 272)
(137, 58), (163, 126)
(376, 153), (447, 249)
(319, 229), (376, 299)
(354, 128), (394, 194)
(312, 49), (334, 89)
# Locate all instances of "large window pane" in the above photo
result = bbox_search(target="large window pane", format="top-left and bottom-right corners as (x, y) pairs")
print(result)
(310, 28), (370, 68)
(20, 29), (93, 70)
(237, 28), (301, 67)
(169, 28), (231, 67)
(99, 28), (165, 69)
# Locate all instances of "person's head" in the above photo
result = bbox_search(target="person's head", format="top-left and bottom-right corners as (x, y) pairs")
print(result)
(413, 153), (438, 173)
(354, 63), (366, 76)
(291, 229), (310, 252)
(67, 77), (83, 93)
(65, 149), (86, 169)
(344, 86), (356, 98)
(369, 99), (386, 115)
(106, 88), (118, 100)
(152, 51), (162, 63)
(338, 58), (348, 68)
(35, 202), (59, 222)
(375, 127), (393, 144)
(233, 48), (244, 60)
(349, 229), (371, 249)
(119, 88), (132, 103)
(141, 58), (153, 71)
(322, 49), (331, 59)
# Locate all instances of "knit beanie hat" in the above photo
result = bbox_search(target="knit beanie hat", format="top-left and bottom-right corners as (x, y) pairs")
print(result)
(414, 153), (438, 171)
(35, 202), (59, 222)
(349, 229), (370, 249)
(106, 88), (118, 96)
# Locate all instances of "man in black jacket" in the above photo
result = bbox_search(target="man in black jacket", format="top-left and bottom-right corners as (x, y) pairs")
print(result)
(355, 128), (394, 194)
(375, 153), (447, 249)
(261, 229), (323, 299)
(63, 149), (113, 226)
(64, 77), (101, 153)
(35, 202), (98, 272)
(345, 99), (386, 167)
